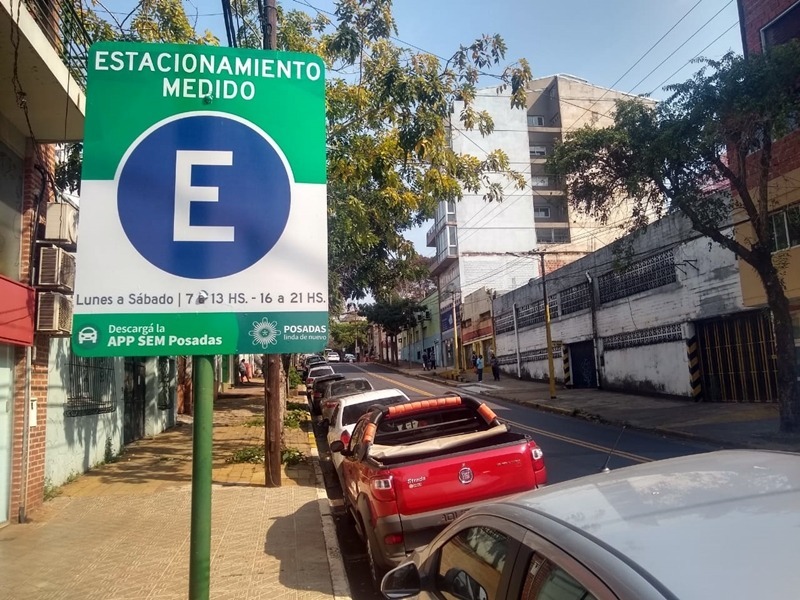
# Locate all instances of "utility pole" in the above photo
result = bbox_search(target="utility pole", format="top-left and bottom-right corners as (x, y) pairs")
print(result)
(513, 249), (587, 400)
(263, 0), (282, 488)
(538, 253), (557, 400)
(450, 292), (460, 375)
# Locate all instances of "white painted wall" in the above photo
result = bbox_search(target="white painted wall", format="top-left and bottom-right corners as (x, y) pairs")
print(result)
(45, 342), (177, 486)
(451, 89), (537, 296)
(603, 341), (691, 396)
(492, 212), (745, 397)
(44, 338), (125, 486)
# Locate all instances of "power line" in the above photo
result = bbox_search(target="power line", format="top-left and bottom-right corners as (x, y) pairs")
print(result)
(627, 0), (734, 95)
(564, 0), (707, 130)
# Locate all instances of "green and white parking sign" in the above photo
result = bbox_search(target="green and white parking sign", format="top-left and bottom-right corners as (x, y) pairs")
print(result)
(72, 42), (328, 357)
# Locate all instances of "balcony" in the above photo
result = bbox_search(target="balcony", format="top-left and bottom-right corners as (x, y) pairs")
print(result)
(430, 245), (458, 276)
(426, 221), (438, 248)
(1, 0), (89, 141)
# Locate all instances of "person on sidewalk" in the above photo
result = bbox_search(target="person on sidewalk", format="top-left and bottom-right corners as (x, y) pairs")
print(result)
(239, 359), (249, 384)
(471, 351), (478, 370)
(422, 351), (429, 371)
(490, 353), (500, 381)
(476, 355), (484, 382)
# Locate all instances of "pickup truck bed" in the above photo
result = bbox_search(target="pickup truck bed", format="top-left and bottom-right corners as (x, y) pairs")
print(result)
(334, 394), (547, 584)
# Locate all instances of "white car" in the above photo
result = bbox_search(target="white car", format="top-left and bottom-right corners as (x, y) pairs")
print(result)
(326, 351), (341, 362)
(344, 353), (356, 363)
(305, 365), (335, 398)
(325, 388), (410, 487)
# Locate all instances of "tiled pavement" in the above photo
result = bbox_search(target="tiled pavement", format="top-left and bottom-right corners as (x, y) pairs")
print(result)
(0, 385), (349, 600)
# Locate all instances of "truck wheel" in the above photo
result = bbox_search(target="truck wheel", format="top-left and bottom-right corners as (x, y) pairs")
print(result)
(365, 530), (386, 590)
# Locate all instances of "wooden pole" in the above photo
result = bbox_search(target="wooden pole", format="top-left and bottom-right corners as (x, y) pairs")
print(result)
(264, 354), (282, 487)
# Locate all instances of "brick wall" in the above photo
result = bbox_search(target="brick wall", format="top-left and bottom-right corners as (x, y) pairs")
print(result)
(740, 0), (798, 53)
(10, 142), (55, 522)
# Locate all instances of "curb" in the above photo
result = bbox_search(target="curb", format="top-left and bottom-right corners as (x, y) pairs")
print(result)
(308, 431), (352, 600)
(376, 362), (745, 451)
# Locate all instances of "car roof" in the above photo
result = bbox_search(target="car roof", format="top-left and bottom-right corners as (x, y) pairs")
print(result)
(313, 373), (344, 385)
(307, 365), (334, 374)
(335, 388), (406, 405)
(499, 450), (800, 599)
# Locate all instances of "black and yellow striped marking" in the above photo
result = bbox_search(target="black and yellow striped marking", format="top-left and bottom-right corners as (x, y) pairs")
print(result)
(562, 347), (571, 388)
(687, 336), (702, 402)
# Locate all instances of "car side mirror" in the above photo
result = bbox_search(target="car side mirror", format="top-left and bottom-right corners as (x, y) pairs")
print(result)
(329, 440), (347, 454)
(443, 568), (486, 600)
(381, 562), (421, 599)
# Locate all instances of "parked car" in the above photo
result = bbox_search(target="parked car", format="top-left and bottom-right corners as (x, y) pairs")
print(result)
(381, 450), (800, 600)
(319, 377), (375, 423)
(305, 365), (335, 398)
(325, 388), (410, 486)
(330, 394), (546, 586)
(308, 373), (346, 415)
(344, 353), (356, 363)
(301, 355), (326, 379)
(326, 351), (341, 362)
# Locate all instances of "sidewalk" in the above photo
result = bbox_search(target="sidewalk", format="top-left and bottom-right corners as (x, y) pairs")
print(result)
(386, 362), (800, 452)
(0, 384), (350, 600)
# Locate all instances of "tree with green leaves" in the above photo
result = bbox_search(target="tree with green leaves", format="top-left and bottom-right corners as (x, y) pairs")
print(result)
(329, 319), (369, 353)
(360, 297), (425, 364)
(227, 0), (531, 308)
(548, 42), (800, 432)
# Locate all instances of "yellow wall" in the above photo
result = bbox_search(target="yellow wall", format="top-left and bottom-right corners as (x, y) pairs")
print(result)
(737, 166), (800, 308)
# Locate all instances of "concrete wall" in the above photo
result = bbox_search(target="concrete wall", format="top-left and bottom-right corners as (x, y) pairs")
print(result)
(493, 212), (746, 397)
(450, 89), (537, 296)
(45, 342), (176, 486)
(44, 338), (125, 486)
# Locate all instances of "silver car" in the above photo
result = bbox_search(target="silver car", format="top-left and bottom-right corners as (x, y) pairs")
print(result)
(381, 450), (800, 599)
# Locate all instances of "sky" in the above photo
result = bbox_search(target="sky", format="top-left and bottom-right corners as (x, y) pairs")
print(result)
(98, 0), (744, 256)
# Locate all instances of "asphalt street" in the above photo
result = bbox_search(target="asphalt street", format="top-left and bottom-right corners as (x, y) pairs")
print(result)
(315, 362), (721, 599)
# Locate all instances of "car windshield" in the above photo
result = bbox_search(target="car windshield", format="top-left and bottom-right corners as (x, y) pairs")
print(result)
(343, 395), (407, 426)
(329, 380), (372, 397)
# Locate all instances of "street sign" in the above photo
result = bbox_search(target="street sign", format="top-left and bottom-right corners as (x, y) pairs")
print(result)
(72, 42), (328, 356)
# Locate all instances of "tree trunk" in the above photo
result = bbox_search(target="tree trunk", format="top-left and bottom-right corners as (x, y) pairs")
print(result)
(760, 264), (800, 432)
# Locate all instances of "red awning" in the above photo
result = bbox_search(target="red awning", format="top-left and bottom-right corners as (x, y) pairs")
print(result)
(0, 274), (35, 346)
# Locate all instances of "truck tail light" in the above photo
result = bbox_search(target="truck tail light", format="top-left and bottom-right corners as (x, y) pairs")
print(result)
(314, 390), (323, 399)
(370, 475), (395, 501)
(340, 431), (351, 446)
(531, 446), (544, 469)
(384, 533), (403, 546)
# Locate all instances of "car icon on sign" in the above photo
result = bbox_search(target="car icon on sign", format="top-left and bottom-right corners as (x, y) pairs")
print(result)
(78, 326), (98, 344)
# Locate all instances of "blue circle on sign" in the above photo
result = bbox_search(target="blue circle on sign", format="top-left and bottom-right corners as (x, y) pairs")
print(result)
(117, 114), (291, 279)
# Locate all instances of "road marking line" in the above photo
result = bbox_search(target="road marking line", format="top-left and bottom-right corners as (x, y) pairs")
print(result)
(352, 366), (651, 463)
(511, 422), (652, 463)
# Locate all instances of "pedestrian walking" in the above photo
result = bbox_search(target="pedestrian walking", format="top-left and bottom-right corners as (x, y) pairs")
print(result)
(471, 351), (478, 369)
(422, 351), (429, 371)
(476, 355), (484, 382)
(430, 353), (436, 370)
(490, 353), (500, 381)
(238, 359), (249, 384)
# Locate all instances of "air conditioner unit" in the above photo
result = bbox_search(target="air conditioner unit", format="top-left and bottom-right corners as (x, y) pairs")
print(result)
(43, 203), (79, 247)
(37, 246), (76, 292)
(36, 291), (73, 335)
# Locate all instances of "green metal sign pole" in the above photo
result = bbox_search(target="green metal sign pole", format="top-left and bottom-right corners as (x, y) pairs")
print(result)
(189, 355), (214, 599)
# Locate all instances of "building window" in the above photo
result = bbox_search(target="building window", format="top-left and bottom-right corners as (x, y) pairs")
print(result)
(528, 115), (545, 127)
(535, 227), (571, 244)
(603, 323), (683, 350)
(529, 145), (547, 156)
(66, 353), (117, 417)
(531, 176), (549, 187)
(446, 200), (456, 218)
(534, 207), (550, 219)
(598, 249), (677, 303)
(761, 1), (800, 49)
(157, 357), (175, 410)
(770, 204), (800, 251)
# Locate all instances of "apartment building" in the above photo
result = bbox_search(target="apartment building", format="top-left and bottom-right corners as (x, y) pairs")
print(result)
(427, 78), (653, 370)
(736, 0), (800, 374)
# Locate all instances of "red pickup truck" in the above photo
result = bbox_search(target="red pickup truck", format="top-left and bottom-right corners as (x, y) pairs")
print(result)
(329, 394), (547, 585)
